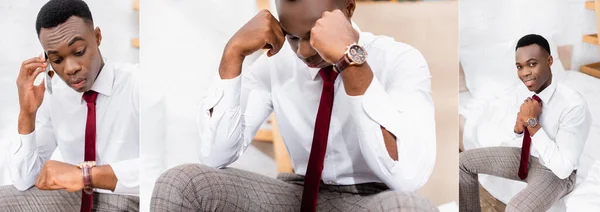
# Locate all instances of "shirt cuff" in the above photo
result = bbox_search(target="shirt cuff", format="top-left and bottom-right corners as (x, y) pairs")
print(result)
(207, 76), (242, 113)
(12, 131), (36, 156)
(109, 158), (139, 195)
(347, 78), (401, 174)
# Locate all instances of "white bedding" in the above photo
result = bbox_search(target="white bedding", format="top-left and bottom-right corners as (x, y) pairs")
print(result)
(460, 71), (600, 211)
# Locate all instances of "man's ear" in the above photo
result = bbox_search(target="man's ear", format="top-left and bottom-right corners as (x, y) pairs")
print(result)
(342, 0), (356, 18)
(94, 27), (102, 47)
(548, 55), (553, 67)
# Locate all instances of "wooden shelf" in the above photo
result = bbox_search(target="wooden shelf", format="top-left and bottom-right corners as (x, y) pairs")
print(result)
(254, 129), (273, 142)
(583, 34), (598, 45)
(581, 62), (600, 78)
(586, 1), (595, 10)
(131, 38), (139, 48)
(133, 0), (139, 11)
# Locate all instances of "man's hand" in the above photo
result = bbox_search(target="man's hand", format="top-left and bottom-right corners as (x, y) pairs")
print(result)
(514, 112), (526, 134)
(220, 9), (285, 79)
(17, 55), (48, 134)
(35, 160), (83, 192)
(519, 97), (542, 123)
(310, 9), (359, 64)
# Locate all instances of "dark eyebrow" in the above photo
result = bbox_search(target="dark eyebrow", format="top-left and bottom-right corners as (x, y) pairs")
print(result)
(68, 36), (85, 46)
(526, 58), (537, 63)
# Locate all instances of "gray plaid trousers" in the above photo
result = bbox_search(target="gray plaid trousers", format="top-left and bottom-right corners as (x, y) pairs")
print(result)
(459, 146), (576, 212)
(150, 164), (438, 212)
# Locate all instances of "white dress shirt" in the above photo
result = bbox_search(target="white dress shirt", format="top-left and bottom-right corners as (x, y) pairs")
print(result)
(9, 60), (140, 195)
(505, 80), (592, 179)
(197, 31), (437, 192)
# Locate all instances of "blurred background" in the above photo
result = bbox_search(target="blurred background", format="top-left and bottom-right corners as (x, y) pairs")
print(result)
(0, 0), (139, 186)
(140, 0), (457, 211)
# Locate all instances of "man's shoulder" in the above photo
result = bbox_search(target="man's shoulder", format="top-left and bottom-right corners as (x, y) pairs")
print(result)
(554, 83), (587, 109)
(110, 62), (140, 94)
(361, 32), (424, 59)
(112, 63), (140, 82)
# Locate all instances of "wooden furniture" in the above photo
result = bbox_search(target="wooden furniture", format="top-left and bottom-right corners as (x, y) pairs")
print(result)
(581, 0), (600, 78)
(132, 0), (140, 48)
(252, 0), (294, 173)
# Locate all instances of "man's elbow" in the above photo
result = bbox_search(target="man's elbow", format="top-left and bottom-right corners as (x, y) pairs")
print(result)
(10, 177), (35, 191)
(554, 166), (576, 180)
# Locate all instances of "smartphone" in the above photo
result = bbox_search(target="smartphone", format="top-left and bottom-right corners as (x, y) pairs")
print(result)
(43, 52), (53, 94)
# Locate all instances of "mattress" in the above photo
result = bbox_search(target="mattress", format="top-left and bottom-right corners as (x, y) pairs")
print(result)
(460, 71), (600, 211)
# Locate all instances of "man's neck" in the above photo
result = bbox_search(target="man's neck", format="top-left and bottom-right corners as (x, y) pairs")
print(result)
(535, 75), (552, 94)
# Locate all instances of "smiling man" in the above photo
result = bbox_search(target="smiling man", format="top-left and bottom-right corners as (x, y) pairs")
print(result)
(0, 0), (139, 211)
(459, 34), (592, 211)
(151, 0), (437, 211)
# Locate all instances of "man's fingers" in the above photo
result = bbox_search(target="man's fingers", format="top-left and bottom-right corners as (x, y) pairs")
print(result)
(35, 169), (46, 189)
(19, 62), (46, 80)
(265, 17), (285, 57)
(265, 32), (284, 57)
(29, 66), (46, 82)
(21, 57), (45, 67)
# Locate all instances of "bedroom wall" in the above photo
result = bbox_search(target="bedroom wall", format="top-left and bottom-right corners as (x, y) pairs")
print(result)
(459, 0), (599, 72)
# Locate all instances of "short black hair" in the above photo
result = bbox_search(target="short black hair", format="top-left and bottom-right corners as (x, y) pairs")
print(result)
(36, 0), (94, 36)
(515, 34), (551, 55)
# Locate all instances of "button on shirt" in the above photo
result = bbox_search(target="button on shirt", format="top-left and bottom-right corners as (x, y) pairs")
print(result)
(197, 31), (437, 191)
(507, 80), (592, 179)
(9, 61), (140, 195)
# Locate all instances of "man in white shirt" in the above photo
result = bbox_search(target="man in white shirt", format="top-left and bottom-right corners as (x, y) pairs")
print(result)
(459, 34), (592, 211)
(0, 0), (139, 211)
(151, 0), (437, 211)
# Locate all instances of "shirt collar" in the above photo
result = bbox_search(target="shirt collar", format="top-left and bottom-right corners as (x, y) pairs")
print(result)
(309, 21), (366, 80)
(533, 78), (557, 105)
(80, 59), (114, 101)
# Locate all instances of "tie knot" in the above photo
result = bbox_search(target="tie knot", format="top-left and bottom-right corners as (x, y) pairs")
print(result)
(532, 94), (541, 103)
(83, 90), (99, 104)
(319, 66), (338, 82)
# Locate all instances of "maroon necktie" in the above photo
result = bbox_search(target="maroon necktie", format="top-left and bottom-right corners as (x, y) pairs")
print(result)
(81, 90), (98, 212)
(518, 94), (541, 180)
(300, 67), (338, 212)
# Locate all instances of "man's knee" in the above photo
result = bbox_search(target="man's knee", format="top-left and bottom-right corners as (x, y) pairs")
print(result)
(366, 191), (438, 212)
(459, 150), (480, 175)
(154, 164), (217, 191)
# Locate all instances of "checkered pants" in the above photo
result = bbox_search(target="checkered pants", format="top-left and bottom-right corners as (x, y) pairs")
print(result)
(0, 185), (139, 212)
(150, 164), (438, 212)
(459, 147), (576, 212)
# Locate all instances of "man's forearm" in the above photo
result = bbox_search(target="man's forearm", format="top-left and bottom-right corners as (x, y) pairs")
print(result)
(381, 127), (398, 161)
(527, 124), (541, 136)
(91, 165), (117, 191)
(18, 112), (36, 134)
(340, 62), (373, 96)
(219, 45), (245, 80)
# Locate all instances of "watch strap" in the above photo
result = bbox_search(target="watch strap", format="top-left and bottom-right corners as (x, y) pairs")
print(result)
(79, 161), (96, 194)
(334, 54), (350, 73)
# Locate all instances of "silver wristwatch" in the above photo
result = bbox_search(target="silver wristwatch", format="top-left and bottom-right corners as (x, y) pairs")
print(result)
(526, 117), (538, 128)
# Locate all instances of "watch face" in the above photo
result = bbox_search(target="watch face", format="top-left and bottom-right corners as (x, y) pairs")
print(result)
(527, 118), (537, 127)
(348, 45), (367, 64)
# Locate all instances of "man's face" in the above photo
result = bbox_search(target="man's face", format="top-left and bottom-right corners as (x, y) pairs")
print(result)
(515, 44), (553, 93)
(39, 16), (103, 93)
(278, 0), (346, 69)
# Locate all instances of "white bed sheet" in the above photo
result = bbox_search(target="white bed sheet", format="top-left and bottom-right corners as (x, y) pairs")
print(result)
(460, 71), (600, 211)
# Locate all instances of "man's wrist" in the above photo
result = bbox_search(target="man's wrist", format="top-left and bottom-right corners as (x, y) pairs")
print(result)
(17, 111), (36, 134)
(219, 45), (245, 79)
(78, 161), (96, 194)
